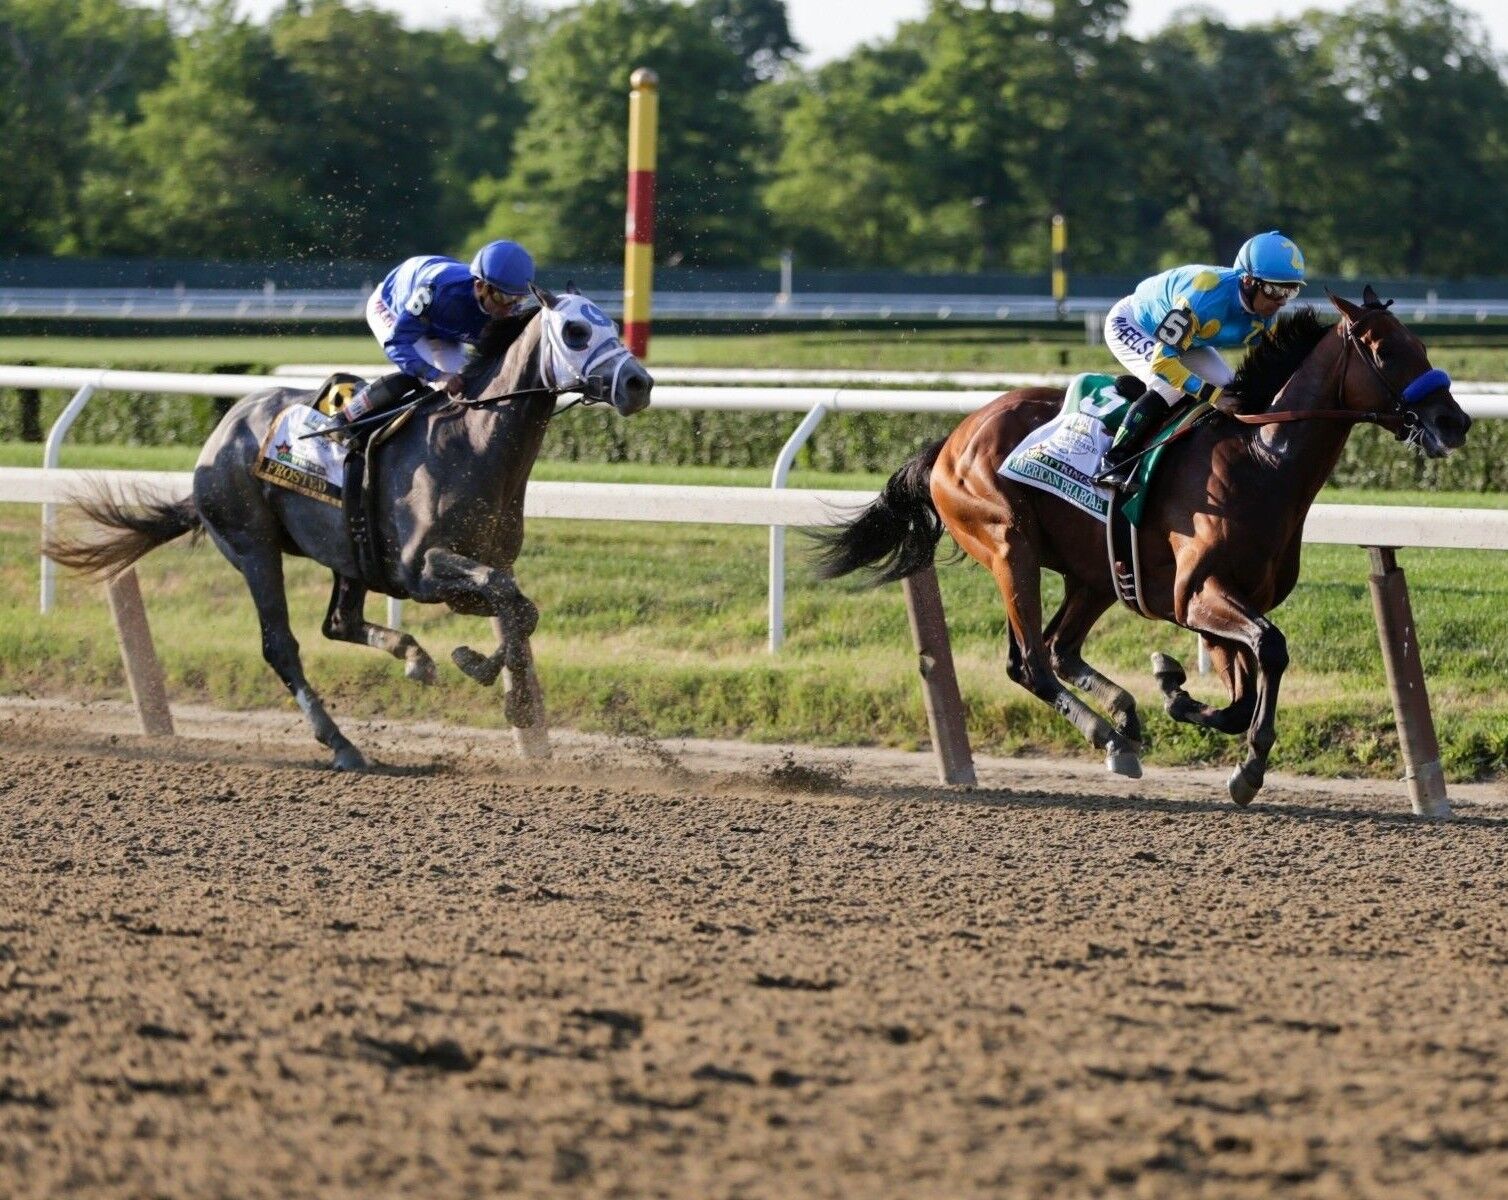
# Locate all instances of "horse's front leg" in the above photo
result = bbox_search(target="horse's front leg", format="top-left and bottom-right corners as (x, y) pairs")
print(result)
(412, 547), (548, 757)
(321, 574), (438, 685)
(1150, 641), (1257, 734)
(1182, 584), (1289, 805)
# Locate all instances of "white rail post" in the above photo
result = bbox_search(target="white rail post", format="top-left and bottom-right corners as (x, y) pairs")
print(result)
(768, 398), (832, 652)
(40, 377), (101, 613)
(1367, 546), (1450, 818)
(105, 568), (175, 737)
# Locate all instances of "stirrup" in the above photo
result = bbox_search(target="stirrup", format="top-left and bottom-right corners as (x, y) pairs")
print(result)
(1094, 461), (1137, 492)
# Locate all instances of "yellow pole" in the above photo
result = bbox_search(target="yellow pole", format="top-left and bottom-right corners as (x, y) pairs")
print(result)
(623, 67), (659, 358)
(1051, 212), (1068, 318)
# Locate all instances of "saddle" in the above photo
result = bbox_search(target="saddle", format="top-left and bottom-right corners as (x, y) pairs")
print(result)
(316, 372), (426, 599)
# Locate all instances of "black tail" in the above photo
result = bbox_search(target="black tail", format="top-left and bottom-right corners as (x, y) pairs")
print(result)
(43, 479), (202, 580)
(810, 439), (947, 585)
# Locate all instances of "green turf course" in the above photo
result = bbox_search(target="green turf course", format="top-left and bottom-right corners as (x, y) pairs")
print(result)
(5, 444), (1507, 781)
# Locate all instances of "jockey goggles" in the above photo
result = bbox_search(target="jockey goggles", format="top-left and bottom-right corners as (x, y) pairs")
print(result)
(1254, 279), (1303, 301)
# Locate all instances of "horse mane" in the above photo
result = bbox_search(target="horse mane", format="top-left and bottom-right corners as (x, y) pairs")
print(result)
(1226, 306), (1332, 412)
(461, 310), (537, 390)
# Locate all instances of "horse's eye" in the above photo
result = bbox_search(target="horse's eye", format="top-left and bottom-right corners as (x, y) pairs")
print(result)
(563, 320), (591, 351)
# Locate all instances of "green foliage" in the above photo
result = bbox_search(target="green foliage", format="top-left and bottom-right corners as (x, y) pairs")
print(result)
(471, 0), (766, 266)
(7, 0), (1508, 280)
(694, 0), (801, 83)
(78, 4), (308, 257)
(20, 0), (522, 261)
(1308, 0), (1508, 276)
(0, 0), (172, 253)
(761, 0), (1508, 277)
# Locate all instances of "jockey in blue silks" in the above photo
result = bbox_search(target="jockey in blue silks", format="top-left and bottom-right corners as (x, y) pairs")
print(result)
(331, 239), (536, 433)
(1095, 231), (1307, 490)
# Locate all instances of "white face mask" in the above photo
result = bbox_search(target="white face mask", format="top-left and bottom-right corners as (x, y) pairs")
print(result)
(537, 293), (634, 398)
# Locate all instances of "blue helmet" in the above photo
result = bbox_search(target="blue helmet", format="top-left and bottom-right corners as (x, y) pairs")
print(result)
(469, 239), (535, 295)
(1234, 231), (1306, 284)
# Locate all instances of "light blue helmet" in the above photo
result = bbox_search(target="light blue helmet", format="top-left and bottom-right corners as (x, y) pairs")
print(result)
(468, 239), (535, 295)
(1234, 231), (1306, 284)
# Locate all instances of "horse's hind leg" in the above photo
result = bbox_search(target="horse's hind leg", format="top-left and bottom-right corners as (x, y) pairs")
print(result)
(226, 542), (368, 771)
(966, 528), (1141, 778)
(1045, 581), (1142, 751)
(1150, 641), (1256, 734)
(413, 548), (548, 757)
(321, 574), (438, 685)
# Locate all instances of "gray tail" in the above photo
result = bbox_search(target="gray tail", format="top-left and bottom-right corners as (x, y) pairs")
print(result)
(43, 479), (202, 580)
(809, 439), (947, 585)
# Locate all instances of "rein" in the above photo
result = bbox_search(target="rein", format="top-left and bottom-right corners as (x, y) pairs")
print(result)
(1224, 310), (1448, 436)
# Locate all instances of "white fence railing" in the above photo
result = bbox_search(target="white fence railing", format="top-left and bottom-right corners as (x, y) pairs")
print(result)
(274, 362), (1508, 394)
(7, 464), (1507, 816)
(11, 364), (1508, 645)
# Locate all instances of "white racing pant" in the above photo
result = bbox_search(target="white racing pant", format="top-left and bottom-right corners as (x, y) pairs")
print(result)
(1103, 296), (1233, 409)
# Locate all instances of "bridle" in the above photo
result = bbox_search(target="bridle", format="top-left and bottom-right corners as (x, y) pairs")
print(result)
(450, 307), (636, 417)
(1228, 307), (1451, 439)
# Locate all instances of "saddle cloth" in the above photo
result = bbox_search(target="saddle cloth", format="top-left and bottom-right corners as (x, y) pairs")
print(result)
(999, 373), (1127, 522)
(252, 402), (348, 507)
(250, 374), (369, 507)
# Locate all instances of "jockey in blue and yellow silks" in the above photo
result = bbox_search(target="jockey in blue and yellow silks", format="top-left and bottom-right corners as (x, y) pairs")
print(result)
(1095, 231), (1307, 489)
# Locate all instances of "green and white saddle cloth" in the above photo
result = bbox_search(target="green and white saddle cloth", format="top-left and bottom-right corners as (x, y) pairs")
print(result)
(999, 373), (1200, 527)
(999, 373), (1129, 522)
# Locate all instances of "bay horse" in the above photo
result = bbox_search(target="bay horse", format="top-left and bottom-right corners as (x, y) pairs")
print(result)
(814, 289), (1471, 804)
(46, 284), (652, 770)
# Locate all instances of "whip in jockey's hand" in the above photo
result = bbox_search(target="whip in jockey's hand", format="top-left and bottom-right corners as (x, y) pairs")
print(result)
(1095, 231), (1308, 491)
(331, 240), (536, 438)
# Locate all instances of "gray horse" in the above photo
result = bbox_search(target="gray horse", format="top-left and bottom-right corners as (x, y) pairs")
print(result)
(46, 284), (652, 769)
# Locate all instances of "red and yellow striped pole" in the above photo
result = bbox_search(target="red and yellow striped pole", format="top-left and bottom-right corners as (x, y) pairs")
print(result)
(623, 67), (659, 359)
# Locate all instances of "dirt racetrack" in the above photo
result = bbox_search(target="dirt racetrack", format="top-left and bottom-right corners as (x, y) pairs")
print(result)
(3, 698), (1508, 1199)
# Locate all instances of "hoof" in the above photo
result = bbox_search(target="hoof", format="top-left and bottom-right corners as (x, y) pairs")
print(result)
(1106, 747), (1143, 779)
(513, 723), (551, 760)
(1227, 764), (1262, 806)
(451, 645), (502, 686)
(332, 745), (370, 773)
(1151, 652), (1186, 689)
(405, 653), (438, 686)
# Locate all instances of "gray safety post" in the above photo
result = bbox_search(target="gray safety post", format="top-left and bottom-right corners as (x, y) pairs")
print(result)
(1366, 546), (1448, 818)
(901, 566), (977, 786)
(105, 568), (175, 737)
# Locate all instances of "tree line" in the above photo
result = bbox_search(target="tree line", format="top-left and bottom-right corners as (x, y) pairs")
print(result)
(3, 0), (1506, 278)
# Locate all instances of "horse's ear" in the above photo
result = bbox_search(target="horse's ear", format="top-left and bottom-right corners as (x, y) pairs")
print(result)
(530, 281), (559, 310)
(1361, 284), (1392, 309)
(1327, 288), (1364, 323)
(565, 279), (580, 295)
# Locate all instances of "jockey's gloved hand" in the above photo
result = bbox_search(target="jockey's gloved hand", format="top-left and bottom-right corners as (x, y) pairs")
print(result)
(438, 372), (465, 396)
(1210, 388), (1241, 415)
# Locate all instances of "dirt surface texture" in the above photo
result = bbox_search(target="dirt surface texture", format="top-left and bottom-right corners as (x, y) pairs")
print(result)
(2, 697), (1508, 1199)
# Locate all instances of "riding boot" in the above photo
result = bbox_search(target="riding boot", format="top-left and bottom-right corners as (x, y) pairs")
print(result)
(330, 372), (421, 441)
(1096, 392), (1168, 491)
